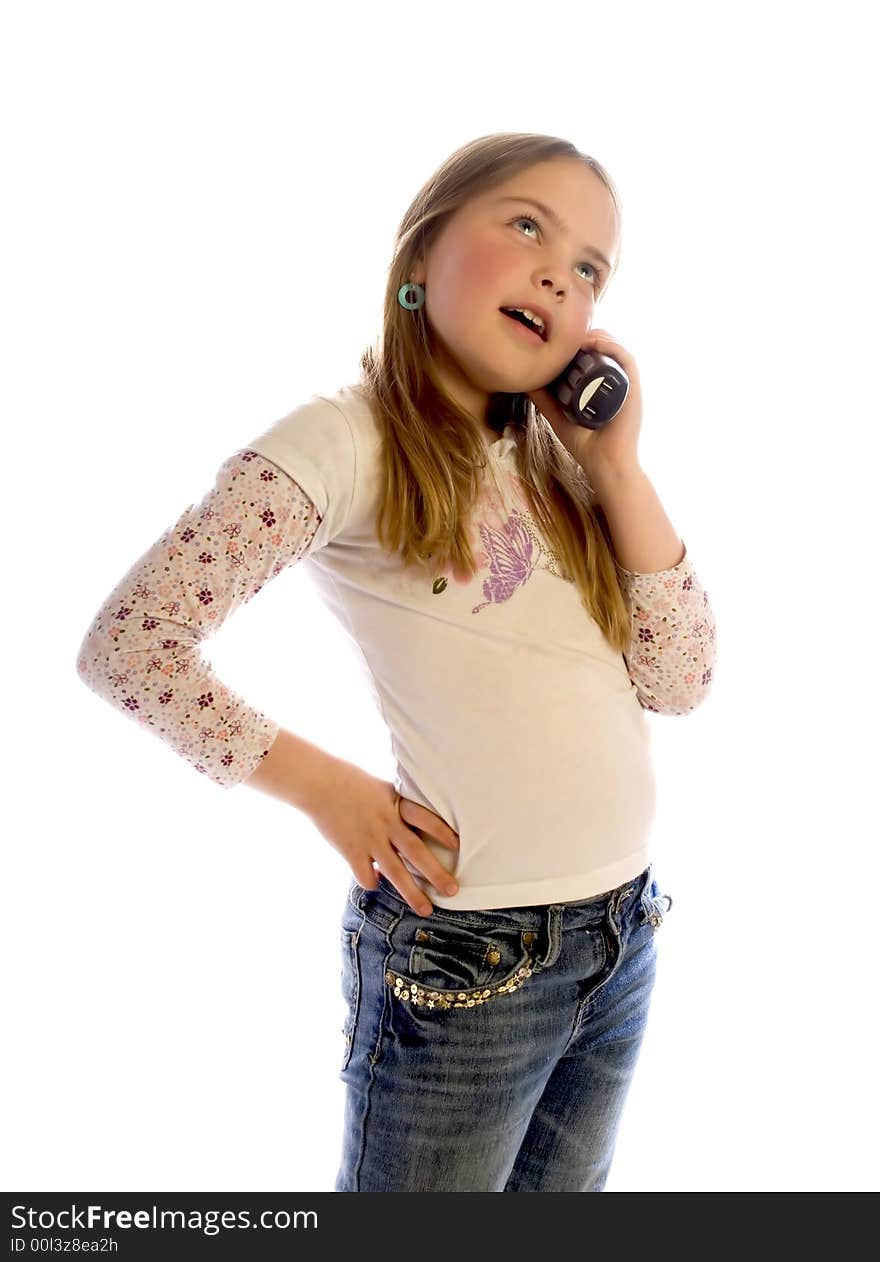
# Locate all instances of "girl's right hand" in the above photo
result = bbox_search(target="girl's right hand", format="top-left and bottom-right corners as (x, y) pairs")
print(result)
(305, 760), (460, 914)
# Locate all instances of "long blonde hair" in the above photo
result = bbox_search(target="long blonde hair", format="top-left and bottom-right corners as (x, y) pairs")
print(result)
(357, 131), (632, 654)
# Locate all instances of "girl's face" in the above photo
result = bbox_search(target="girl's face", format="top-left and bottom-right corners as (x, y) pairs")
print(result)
(411, 158), (620, 429)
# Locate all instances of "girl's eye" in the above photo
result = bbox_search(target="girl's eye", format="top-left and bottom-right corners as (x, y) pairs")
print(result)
(511, 214), (602, 286)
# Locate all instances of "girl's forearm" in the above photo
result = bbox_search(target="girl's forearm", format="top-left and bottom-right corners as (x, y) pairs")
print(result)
(590, 463), (686, 574)
(242, 725), (339, 814)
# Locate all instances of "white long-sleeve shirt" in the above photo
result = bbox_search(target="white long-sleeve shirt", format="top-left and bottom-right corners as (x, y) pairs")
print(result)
(77, 384), (716, 909)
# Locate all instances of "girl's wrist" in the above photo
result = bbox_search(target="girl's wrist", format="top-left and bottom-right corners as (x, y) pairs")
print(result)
(585, 457), (643, 500)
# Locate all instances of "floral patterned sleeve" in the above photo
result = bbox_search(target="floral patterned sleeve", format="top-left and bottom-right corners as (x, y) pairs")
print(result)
(76, 450), (322, 788)
(615, 542), (716, 716)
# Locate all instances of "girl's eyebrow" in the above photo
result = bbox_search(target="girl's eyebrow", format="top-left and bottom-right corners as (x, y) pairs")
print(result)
(493, 195), (613, 274)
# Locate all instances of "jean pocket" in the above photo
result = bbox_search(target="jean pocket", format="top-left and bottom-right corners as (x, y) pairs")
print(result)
(339, 927), (361, 1070)
(385, 921), (539, 1011)
(639, 875), (674, 931)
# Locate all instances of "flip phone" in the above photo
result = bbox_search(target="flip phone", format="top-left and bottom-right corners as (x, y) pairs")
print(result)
(548, 348), (629, 430)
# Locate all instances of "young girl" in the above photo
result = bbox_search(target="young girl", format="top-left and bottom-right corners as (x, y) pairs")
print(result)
(76, 131), (715, 1192)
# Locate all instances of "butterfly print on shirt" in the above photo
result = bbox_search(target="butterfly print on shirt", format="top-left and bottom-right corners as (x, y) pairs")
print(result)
(426, 468), (568, 612)
(471, 509), (559, 613)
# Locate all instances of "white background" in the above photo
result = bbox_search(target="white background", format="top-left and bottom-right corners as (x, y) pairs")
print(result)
(3, 0), (877, 1193)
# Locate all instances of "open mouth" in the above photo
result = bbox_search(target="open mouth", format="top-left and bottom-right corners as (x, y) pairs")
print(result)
(499, 307), (546, 344)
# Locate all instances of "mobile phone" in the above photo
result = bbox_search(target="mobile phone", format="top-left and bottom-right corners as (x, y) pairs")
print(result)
(548, 348), (629, 429)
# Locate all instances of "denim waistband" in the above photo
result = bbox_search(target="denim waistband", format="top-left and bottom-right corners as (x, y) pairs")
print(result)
(372, 865), (653, 930)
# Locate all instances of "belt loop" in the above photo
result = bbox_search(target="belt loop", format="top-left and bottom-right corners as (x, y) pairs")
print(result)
(534, 905), (562, 971)
(608, 875), (639, 934)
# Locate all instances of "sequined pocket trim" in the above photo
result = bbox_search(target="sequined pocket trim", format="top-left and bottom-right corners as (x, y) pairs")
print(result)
(385, 947), (537, 1010)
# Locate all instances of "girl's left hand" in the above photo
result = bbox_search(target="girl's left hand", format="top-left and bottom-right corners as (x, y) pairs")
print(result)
(527, 329), (644, 482)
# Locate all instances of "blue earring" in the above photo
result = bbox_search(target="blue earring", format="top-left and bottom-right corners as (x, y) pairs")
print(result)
(397, 281), (426, 310)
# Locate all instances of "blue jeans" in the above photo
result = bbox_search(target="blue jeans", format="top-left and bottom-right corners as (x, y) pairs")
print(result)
(335, 863), (673, 1191)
